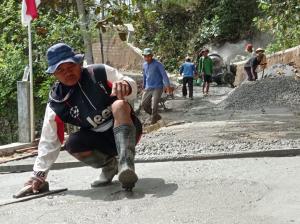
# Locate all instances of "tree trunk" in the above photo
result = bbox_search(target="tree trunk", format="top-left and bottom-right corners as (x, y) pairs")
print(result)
(98, 28), (105, 64)
(75, 0), (94, 65)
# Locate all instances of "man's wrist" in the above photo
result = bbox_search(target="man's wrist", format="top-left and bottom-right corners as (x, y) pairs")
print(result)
(32, 171), (47, 182)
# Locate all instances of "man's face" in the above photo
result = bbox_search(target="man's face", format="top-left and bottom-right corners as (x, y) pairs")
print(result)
(203, 51), (209, 57)
(144, 54), (153, 63)
(54, 62), (81, 86)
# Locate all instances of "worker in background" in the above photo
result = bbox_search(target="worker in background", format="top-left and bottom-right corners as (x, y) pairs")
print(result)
(141, 48), (171, 124)
(245, 43), (256, 58)
(244, 48), (266, 81)
(198, 48), (213, 96)
(179, 56), (197, 100)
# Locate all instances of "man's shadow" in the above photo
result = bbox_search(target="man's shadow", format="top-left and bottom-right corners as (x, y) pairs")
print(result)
(67, 178), (178, 201)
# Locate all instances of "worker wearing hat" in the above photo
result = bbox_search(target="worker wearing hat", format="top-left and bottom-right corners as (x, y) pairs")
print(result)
(256, 48), (267, 70)
(244, 47), (266, 81)
(141, 48), (171, 124)
(19, 43), (142, 194)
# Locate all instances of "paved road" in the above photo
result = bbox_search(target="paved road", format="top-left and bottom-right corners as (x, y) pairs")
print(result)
(1, 156), (299, 224)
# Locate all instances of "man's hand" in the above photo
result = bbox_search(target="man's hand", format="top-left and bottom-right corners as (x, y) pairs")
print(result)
(111, 80), (131, 100)
(165, 86), (172, 94)
(25, 177), (45, 193)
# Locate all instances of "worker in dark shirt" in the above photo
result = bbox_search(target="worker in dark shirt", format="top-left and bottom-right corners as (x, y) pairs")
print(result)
(244, 53), (263, 81)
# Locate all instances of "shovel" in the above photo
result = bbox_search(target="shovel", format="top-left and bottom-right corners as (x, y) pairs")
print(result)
(261, 68), (265, 79)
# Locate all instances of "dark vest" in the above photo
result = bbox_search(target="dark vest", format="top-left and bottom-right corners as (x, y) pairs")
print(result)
(49, 64), (117, 129)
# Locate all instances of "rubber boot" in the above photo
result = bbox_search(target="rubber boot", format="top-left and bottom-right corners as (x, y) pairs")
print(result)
(150, 114), (161, 124)
(113, 125), (138, 191)
(91, 157), (118, 188)
(67, 150), (116, 187)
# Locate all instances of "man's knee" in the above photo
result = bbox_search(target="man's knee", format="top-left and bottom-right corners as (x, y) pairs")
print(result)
(111, 100), (131, 117)
(141, 97), (150, 108)
(65, 133), (81, 153)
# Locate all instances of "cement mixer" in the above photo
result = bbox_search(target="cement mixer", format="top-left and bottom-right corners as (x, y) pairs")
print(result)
(208, 53), (236, 88)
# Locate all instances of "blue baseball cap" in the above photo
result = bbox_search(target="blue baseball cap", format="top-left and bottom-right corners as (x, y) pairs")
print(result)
(46, 43), (84, 74)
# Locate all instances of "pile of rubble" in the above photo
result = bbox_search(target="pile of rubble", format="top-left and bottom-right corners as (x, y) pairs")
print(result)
(261, 63), (298, 78)
(220, 64), (300, 110)
(136, 130), (300, 157)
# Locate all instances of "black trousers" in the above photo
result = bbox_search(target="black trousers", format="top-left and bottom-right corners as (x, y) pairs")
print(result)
(182, 77), (193, 98)
(65, 115), (142, 156)
(244, 67), (257, 81)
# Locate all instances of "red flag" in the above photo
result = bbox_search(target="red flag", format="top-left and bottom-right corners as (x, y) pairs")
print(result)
(21, 0), (40, 26)
(25, 0), (38, 19)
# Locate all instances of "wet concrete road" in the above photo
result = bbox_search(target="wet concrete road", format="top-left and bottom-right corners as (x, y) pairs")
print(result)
(1, 156), (299, 224)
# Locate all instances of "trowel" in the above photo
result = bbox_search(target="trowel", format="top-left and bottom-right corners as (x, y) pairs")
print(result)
(13, 181), (50, 198)
(0, 182), (67, 207)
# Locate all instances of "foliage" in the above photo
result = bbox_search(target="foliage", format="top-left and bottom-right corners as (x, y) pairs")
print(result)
(212, 0), (258, 42)
(254, 0), (300, 52)
(0, 44), (25, 143)
(0, 0), (83, 144)
(132, 0), (259, 72)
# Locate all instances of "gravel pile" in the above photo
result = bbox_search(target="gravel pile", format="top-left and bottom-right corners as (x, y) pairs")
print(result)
(262, 63), (297, 78)
(220, 63), (300, 110)
(136, 130), (300, 157)
(220, 76), (300, 110)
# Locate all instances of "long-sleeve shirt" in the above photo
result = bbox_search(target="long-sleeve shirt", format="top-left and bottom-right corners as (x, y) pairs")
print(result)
(143, 59), (170, 89)
(179, 62), (196, 77)
(32, 64), (137, 181)
(198, 56), (213, 75)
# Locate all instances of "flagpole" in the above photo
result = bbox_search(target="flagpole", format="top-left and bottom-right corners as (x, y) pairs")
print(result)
(28, 21), (35, 142)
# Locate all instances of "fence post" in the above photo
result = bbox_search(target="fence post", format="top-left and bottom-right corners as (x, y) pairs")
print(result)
(17, 81), (31, 143)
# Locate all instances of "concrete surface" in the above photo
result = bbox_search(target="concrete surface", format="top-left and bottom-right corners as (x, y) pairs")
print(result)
(0, 157), (300, 224)
(1, 148), (300, 174)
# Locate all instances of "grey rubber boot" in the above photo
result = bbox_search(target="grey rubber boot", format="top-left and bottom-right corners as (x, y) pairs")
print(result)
(91, 157), (118, 188)
(113, 125), (138, 190)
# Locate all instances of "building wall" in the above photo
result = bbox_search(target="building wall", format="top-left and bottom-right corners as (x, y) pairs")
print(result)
(92, 32), (144, 72)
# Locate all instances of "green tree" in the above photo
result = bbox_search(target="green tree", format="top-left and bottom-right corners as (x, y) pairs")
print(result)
(132, 0), (259, 71)
(0, 0), (83, 144)
(254, 0), (300, 52)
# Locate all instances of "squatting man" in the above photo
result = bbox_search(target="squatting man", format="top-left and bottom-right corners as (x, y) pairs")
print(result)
(21, 43), (142, 192)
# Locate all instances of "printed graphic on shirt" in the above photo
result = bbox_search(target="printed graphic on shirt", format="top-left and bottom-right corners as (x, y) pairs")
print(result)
(86, 106), (112, 128)
(70, 106), (80, 119)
